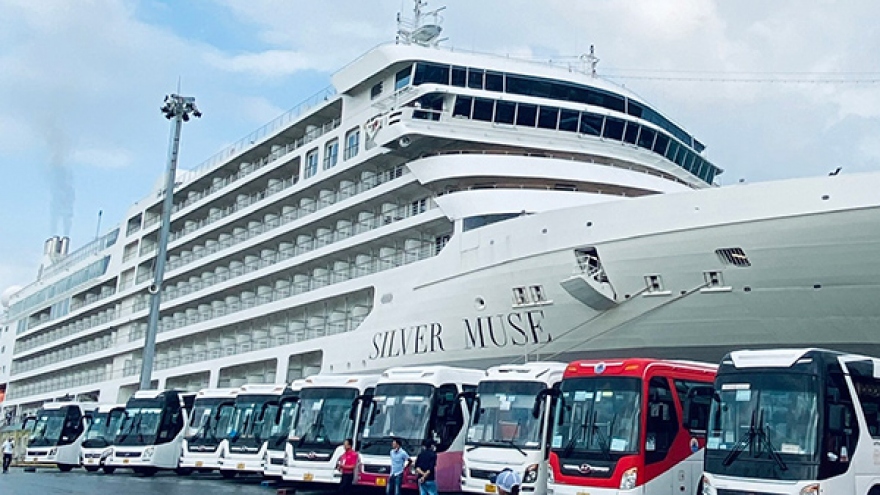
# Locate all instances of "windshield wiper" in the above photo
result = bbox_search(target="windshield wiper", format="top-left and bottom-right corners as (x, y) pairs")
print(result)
(754, 409), (788, 471)
(723, 408), (757, 467)
(562, 420), (589, 458)
(591, 412), (616, 460)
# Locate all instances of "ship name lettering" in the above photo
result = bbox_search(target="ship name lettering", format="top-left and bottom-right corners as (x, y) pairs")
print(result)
(463, 310), (551, 350)
(369, 323), (444, 360)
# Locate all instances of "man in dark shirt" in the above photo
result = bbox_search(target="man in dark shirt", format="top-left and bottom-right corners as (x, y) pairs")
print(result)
(414, 438), (437, 495)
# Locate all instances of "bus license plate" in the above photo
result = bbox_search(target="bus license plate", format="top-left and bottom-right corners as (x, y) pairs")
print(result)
(236, 463), (245, 470)
(86, 459), (95, 464)
(376, 477), (387, 487)
(195, 461), (203, 467)
(303, 473), (314, 481)
(485, 484), (496, 493)
(123, 459), (130, 464)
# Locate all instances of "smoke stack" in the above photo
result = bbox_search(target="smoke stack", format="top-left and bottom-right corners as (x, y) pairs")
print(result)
(44, 236), (59, 256)
(58, 236), (70, 256)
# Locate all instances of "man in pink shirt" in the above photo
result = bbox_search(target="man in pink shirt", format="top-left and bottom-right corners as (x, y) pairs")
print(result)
(336, 438), (359, 493)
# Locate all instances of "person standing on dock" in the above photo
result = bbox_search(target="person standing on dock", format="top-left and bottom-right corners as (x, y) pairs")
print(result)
(2, 436), (14, 473)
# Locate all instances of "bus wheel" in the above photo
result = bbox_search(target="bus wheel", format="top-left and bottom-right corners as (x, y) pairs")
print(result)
(220, 470), (237, 479)
(135, 467), (158, 477)
(57, 464), (74, 472)
(175, 467), (193, 476)
(868, 486), (880, 495)
(102, 466), (116, 474)
(84, 466), (100, 473)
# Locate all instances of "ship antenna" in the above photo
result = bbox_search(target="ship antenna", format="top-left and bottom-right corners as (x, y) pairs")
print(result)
(580, 45), (600, 77)
(397, 0), (446, 47)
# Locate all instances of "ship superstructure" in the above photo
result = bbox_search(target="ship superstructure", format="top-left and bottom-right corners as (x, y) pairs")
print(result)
(2, 2), (880, 418)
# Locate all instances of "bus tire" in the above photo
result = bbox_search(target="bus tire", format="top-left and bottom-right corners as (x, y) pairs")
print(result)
(175, 467), (193, 476)
(868, 486), (880, 495)
(102, 466), (116, 474)
(135, 467), (158, 477)
(84, 466), (100, 473)
(220, 470), (237, 479)
(57, 464), (74, 472)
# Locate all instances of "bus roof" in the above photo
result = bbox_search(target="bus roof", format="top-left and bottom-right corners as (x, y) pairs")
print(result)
(726, 347), (880, 369)
(301, 373), (380, 390)
(563, 358), (717, 379)
(194, 388), (240, 400)
(235, 383), (290, 397)
(88, 403), (126, 414)
(483, 362), (567, 385)
(37, 401), (91, 411)
(379, 366), (484, 386)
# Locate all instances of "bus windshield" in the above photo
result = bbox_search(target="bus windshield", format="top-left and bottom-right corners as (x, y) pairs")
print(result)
(362, 383), (433, 454)
(116, 406), (163, 446)
(82, 411), (123, 448)
(468, 381), (545, 449)
(553, 377), (641, 458)
(188, 400), (235, 445)
(291, 388), (357, 449)
(706, 372), (819, 477)
(267, 399), (299, 450)
(227, 395), (276, 446)
(30, 408), (69, 447)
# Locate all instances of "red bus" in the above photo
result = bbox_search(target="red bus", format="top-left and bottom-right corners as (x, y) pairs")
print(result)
(548, 359), (716, 495)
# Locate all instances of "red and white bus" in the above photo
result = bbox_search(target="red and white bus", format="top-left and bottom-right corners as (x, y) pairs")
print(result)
(548, 359), (716, 495)
(356, 366), (483, 492)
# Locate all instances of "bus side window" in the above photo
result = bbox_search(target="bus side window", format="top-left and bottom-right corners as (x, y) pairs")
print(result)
(674, 379), (713, 436)
(820, 365), (860, 479)
(434, 384), (462, 451)
(646, 376), (678, 464)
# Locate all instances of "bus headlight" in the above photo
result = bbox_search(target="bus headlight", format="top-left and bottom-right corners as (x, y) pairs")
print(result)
(619, 467), (637, 490)
(524, 464), (539, 483)
(701, 475), (715, 495)
(142, 447), (155, 460)
(799, 484), (820, 495)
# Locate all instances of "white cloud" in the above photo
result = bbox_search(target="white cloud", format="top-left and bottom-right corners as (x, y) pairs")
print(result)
(204, 49), (323, 78)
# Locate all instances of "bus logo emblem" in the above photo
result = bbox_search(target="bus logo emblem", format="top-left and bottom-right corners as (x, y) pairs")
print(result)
(595, 362), (606, 374)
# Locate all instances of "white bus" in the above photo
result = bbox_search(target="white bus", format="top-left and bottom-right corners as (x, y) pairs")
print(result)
(262, 379), (305, 480)
(217, 383), (295, 478)
(356, 366), (483, 493)
(461, 362), (566, 494)
(106, 389), (196, 476)
(80, 403), (126, 473)
(702, 348), (880, 495)
(24, 401), (91, 471)
(282, 374), (379, 485)
(179, 388), (239, 472)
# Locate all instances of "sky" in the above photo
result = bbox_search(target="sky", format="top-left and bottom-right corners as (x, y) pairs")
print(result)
(1, 0), (879, 302)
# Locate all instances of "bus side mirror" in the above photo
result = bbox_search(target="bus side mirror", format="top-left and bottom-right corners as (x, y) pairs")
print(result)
(828, 404), (846, 434)
(682, 386), (713, 436)
(533, 389), (561, 419)
(351, 395), (370, 421)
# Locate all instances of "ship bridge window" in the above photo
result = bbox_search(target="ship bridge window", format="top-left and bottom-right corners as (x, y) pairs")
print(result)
(580, 114), (603, 136)
(468, 68), (485, 89)
(395, 65), (413, 90)
(414, 62), (449, 86)
(538, 106), (560, 130)
(495, 100), (516, 124)
(453, 96), (473, 118)
(638, 128), (657, 150)
(516, 104), (537, 127)
(602, 117), (625, 141)
(485, 71), (504, 92)
(653, 133), (670, 155)
(462, 213), (520, 232)
(412, 94), (444, 121)
(623, 121), (639, 145)
(559, 109), (579, 132)
(451, 66), (466, 87)
(472, 98), (494, 122)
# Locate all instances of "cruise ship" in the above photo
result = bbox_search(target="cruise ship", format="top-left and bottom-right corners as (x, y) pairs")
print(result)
(2, 2), (880, 416)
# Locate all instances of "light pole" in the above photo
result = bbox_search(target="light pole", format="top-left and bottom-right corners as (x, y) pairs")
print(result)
(139, 94), (201, 390)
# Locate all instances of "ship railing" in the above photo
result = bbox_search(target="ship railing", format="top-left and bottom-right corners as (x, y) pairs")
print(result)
(159, 115), (340, 220)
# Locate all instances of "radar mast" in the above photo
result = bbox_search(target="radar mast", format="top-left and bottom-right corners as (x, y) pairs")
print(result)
(397, 0), (446, 47)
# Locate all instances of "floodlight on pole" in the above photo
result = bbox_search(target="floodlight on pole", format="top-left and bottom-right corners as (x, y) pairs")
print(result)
(139, 93), (201, 391)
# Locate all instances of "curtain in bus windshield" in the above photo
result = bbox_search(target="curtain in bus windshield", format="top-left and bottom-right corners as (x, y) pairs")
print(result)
(553, 378), (641, 455)
(468, 381), (544, 448)
(708, 373), (819, 457)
